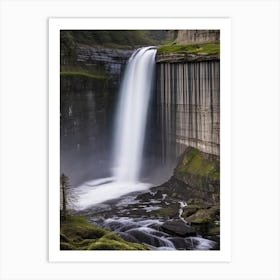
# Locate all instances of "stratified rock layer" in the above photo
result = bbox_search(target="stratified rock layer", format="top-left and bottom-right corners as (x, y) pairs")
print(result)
(77, 46), (133, 85)
(175, 30), (220, 45)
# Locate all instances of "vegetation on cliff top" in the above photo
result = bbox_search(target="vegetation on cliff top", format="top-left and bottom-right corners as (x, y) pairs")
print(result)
(60, 216), (149, 250)
(157, 42), (220, 55)
(61, 30), (167, 50)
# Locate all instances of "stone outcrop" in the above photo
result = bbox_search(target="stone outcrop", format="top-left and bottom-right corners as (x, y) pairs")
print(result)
(156, 53), (219, 63)
(174, 147), (219, 194)
(76, 46), (133, 85)
(175, 30), (220, 45)
(161, 220), (196, 237)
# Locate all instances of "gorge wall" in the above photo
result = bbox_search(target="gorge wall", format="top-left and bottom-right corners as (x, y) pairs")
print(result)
(155, 57), (220, 161)
(60, 47), (132, 185)
(154, 30), (220, 162)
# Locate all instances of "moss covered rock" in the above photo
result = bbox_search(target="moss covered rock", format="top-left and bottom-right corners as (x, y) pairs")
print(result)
(157, 42), (220, 55)
(60, 216), (149, 250)
(187, 209), (212, 224)
(175, 147), (219, 180)
(174, 147), (220, 204)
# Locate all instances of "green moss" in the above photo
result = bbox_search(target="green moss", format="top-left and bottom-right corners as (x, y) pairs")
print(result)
(151, 207), (178, 218)
(181, 204), (200, 219)
(88, 238), (146, 250)
(60, 242), (77, 250)
(176, 147), (219, 180)
(60, 71), (107, 80)
(157, 42), (220, 55)
(60, 233), (70, 243)
(60, 216), (149, 251)
(187, 209), (212, 224)
(61, 216), (107, 241)
(89, 235), (147, 250)
(208, 226), (220, 235)
(101, 233), (123, 242)
(187, 205), (219, 225)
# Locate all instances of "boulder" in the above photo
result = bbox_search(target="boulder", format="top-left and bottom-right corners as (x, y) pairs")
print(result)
(161, 220), (196, 237)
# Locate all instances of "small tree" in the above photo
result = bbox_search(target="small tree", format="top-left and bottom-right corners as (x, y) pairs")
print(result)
(60, 173), (76, 221)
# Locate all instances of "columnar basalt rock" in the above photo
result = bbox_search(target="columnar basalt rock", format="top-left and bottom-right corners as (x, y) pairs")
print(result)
(155, 60), (220, 158)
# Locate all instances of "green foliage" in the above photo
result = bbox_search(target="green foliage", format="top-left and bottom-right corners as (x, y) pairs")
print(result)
(157, 42), (220, 55)
(60, 174), (77, 221)
(60, 216), (149, 250)
(143, 30), (169, 45)
(60, 71), (107, 80)
(61, 30), (162, 48)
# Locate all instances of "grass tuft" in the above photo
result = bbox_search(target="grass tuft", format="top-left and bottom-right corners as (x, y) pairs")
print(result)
(157, 42), (220, 55)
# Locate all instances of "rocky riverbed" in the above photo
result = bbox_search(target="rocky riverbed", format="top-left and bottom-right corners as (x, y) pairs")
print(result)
(76, 147), (220, 250)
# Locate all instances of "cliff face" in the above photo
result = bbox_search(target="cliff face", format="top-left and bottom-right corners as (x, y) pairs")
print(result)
(76, 46), (133, 85)
(175, 30), (220, 45)
(155, 59), (220, 159)
(61, 42), (220, 185)
(60, 47), (132, 185)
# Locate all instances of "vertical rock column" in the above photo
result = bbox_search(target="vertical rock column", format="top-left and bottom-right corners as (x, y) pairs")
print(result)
(156, 61), (220, 161)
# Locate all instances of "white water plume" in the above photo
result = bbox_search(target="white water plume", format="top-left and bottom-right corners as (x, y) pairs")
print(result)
(113, 47), (156, 182)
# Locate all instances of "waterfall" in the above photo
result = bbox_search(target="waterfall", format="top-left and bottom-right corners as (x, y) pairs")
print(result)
(113, 47), (156, 182)
(76, 47), (156, 209)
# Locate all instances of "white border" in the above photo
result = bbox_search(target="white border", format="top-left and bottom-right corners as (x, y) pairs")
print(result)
(49, 18), (231, 262)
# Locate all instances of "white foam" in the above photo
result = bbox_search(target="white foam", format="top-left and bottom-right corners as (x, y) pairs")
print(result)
(75, 181), (151, 210)
(190, 237), (217, 250)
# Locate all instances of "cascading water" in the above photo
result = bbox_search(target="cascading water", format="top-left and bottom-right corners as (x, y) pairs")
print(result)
(76, 47), (156, 209)
(113, 47), (156, 182)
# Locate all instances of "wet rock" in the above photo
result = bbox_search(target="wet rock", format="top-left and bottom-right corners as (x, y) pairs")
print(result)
(118, 232), (140, 244)
(137, 192), (154, 201)
(181, 205), (200, 218)
(187, 206), (219, 225)
(125, 229), (173, 248)
(167, 237), (191, 250)
(150, 205), (178, 219)
(161, 220), (196, 237)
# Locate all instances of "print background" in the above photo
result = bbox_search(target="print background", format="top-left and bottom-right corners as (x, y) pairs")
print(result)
(0, 0), (279, 279)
